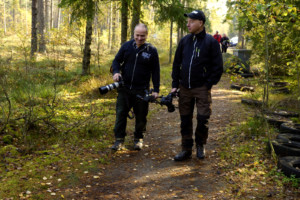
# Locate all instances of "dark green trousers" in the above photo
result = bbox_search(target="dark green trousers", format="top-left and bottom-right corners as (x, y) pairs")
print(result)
(113, 87), (149, 140)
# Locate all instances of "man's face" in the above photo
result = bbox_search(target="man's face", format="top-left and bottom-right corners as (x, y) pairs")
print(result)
(134, 26), (148, 47)
(187, 18), (203, 34)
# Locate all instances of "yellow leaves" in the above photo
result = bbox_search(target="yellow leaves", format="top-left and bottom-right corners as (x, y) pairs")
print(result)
(257, 170), (266, 175)
(275, 8), (281, 16)
(274, 36), (280, 42)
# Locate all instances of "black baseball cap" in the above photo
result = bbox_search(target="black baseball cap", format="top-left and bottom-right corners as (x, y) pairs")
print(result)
(184, 10), (206, 23)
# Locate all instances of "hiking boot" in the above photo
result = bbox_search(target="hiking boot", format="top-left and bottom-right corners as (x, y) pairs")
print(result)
(196, 144), (205, 159)
(174, 150), (192, 161)
(133, 139), (143, 150)
(111, 140), (124, 151)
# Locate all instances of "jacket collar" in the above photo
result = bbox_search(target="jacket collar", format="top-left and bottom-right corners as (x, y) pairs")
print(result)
(193, 27), (206, 39)
(132, 40), (148, 49)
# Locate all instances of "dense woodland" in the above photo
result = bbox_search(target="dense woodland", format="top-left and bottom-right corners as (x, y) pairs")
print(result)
(0, 0), (299, 199)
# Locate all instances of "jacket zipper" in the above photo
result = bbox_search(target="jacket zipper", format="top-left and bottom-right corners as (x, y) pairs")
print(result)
(130, 46), (147, 89)
(189, 37), (197, 88)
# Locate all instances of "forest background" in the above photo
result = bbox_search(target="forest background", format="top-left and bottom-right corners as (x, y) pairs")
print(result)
(0, 0), (299, 199)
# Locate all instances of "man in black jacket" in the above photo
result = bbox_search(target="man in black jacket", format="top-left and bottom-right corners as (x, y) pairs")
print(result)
(171, 10), (223, 161)
(220, 34), (230, 53)
(111, 23), (160, 151)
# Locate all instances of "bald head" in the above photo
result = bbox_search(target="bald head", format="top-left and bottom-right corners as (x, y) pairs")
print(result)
(134, 23), (148, 34)
(134, 23), (148, 47)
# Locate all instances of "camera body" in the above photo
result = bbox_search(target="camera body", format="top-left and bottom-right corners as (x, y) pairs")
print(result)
(160, 93), (176, 112)
(137, 90), (178, 113)
(99, 80), (124, 95)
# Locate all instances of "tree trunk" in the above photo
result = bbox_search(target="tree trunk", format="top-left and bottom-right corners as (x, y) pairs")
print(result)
(107, 3), (111, 49)
(45, 0), (49, 33)
(238, 28), (244, 49)
(25, 0), (28, 34)
(120, 0), (128, 45)
(169, 20), (173, 64)
(12, 1), (15, 29)
(3, 0), (6, 34)
(31, 0), (38, 57)
(82, 19), (93, 75)
(38, 0), (46, 53)
(111, 2), (117, 52)
(180, 27), (184, 39)
(56, 0), (61, 29)
(177, 26), (180, 44)
(130, 0), (141, 39)
(50, 0), (53, 29)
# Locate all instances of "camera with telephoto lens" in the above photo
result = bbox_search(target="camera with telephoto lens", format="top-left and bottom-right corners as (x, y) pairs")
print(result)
(160, 92), (177, 112)
(137, 90), (178, 113)
(99, 77), (124, 95)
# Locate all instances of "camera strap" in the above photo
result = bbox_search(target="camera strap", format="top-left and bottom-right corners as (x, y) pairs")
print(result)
(128, 110), (135, 119)
(123, 89), (135, 120)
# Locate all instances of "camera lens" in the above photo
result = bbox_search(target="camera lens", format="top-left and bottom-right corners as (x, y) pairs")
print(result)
(99, 86), (109, 95)
(167, 104), (175, 112)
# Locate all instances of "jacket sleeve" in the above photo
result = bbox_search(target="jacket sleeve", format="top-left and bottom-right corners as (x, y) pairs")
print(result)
(151, 48), (160, 93)
(205, 38), (223, 89)
(112, 43), (126, 75)
(172, 38), (184, 88)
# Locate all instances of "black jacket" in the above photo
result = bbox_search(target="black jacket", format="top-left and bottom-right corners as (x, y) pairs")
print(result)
(112, 40), (160, 93)
(220, 36), (230, 46)
(172, 28), (223, 89)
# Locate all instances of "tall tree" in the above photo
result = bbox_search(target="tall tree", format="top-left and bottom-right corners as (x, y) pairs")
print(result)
(121, 0), (129, 45)
(107, 2), (111, 49)
(169, 19), (173, 63)
(154, 0), (188, 63)
(111, 1), (117, 51)
(60, 0), (98, 75)
(82, 19), (93, 75)
(25, 0), (28, 34)
(31, 0), (38, 57)
(45, 0), (49, 33)
(130, 0), (141, 39)
(50, 0), (53, 29)
(3, 0), (6, 34)
(56, 0), (62, 29)
(12, 0), (20, 29)
(38, 0), (46, 52)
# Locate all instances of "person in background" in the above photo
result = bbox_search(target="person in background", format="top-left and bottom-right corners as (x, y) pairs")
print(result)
(220, 33), (230, 53)
(213, 31), (222, 44)
(111, 23), (160, 151)
(171, 10), (223, 161)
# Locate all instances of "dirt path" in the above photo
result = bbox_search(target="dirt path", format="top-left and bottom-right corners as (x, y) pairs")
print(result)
(69, 77), (244, 200)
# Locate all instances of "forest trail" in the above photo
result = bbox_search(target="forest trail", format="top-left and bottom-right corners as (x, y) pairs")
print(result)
(67, 77), (245, 200)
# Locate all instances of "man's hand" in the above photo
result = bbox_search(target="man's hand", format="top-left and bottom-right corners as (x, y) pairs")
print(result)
(152, 92), (159, 99)
(113, 73), (122, 82)
(171, 88), (178, 93)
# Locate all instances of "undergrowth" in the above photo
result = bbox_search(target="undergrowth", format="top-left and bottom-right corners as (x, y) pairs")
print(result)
(218, 91), (300, 199)
(0, 34), (173, 198)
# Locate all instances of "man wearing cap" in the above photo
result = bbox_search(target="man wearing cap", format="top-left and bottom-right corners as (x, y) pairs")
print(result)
(171, 10), (223, 161)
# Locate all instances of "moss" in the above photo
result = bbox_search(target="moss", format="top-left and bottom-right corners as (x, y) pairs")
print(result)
(3, 135), (13, 144)
(0, 145), (19, 157)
